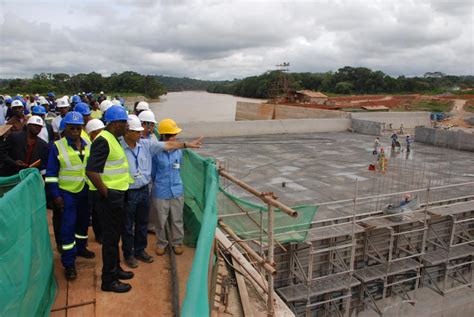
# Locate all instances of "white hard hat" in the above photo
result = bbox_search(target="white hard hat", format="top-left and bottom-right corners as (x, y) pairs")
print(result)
(27, 115), (44, 126)
(127, 115), (144, 131)
(111, 99), (121, 105)
(136, 101), (150, 111)
(11, 100), (24, 108)
(56, 99), (70, 108)
(99, 100), (113, 113)
(138, 110), (156, 123)
(85, 119), (105, 134)
(100, 91), (104, 94)
(38, 96), (48, 105)
(62, 95), (69, 101)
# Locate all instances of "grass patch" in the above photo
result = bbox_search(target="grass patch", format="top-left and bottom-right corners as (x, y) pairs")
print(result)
(396, 100), (453, 112)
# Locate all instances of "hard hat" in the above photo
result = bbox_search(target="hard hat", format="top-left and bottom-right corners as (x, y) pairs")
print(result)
(62, 95), (69, 101)
(71, 95), (81, 103)
(127, 115), (144, 131)
(27, 115), (44, 126)
(59, 118), (66, 132)
(38, 96), (48, 105)
(138, 110), (157, 123)
(82, 92), (85, 95)
(32, 105), (47, 115)
(85, 119), (105, 134)
(11, 100), (24, 108)
(56, 98), (70, 108)
(47, 92), (55, 97)
(14, 95), (22, 100)
(63, 111), (84, 125)
(111, 99), (121, 106)
(104, 105), (128, 123)
(136, 101), (150, 111)
(5, 98), (13, 103)
(99, 100), (113, 113)
(100, 91), (104, 94)
(158, 118), (182, 135)
(74, 102), (91, 116)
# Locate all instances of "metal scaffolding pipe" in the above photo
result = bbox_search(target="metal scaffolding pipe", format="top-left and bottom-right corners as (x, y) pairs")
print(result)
(218, 220), (277, 276)
(218, 168), (298, 218)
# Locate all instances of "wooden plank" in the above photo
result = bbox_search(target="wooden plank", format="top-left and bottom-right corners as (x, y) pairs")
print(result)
(49, 310), (66, 317)
(216, 228), (295, 317)
(233, 260), (255, 317)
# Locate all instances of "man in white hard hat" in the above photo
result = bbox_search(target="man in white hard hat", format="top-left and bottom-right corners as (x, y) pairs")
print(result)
(138, 110), (157, 141)
(134, 101), (149, 116)
(6, 100), (27, 132)
(52, 99), (71, 140)
(0, 115), (49, 176)
(99, 100), (113, 115)
(120, 115), (203, 268)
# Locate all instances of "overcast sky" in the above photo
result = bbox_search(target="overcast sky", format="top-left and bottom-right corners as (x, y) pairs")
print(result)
(0, 0), (472, 79)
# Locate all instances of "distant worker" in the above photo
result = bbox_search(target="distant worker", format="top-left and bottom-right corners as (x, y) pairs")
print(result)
(373, 137), (381, 155)
(45, 111), (95, 280)
(98, 91), (106, 104)
(152, 119), (203, 256)
(406, 135), (412, 153)
(74, 102), (93, 143)
(134, 101), (150, 116)
(86, 105), (135, 293)
(391, 132), (399, 149)
(400, 194), (411, 207)
(90, 100), (102, 120)
(0, 116), (49, 177)
(31, 105), (54, 143)
(399, 123), (404, 135)
(377, 148), (386, 172)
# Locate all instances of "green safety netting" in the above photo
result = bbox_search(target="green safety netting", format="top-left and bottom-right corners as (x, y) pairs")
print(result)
(0, 168), (57, 317)
(181, 150), (317, 316)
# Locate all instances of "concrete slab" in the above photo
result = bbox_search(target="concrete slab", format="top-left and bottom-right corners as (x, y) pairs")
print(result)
(196, 131), (474, 219)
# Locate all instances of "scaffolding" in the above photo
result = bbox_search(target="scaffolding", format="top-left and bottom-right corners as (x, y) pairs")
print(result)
(423, 200), (474, 295)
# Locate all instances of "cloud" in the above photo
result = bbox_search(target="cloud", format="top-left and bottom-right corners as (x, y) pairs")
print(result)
(0, 0), (472, 79)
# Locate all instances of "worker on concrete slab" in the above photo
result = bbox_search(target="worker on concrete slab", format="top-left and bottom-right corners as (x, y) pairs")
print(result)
(152, 119), (203, 256)
(373, 137), (381, 155)
(86, 105), (135, 293)
(406, 135), (412, 153)
(45, 111), (95, 280)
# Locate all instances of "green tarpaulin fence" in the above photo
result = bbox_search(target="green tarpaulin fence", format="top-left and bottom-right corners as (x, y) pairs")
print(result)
(0, 168), (57, 317)
(181, 151), (317, 316)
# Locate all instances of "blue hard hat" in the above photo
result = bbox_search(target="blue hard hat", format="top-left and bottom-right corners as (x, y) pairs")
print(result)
(119, 98), (125, 105)
(47, 92), (55, 97)
(71, 95), (81, 103)
(5, 98), (12, 103)
(14, 95), (22, 100)
(74, 102), (91, 116)
(104, 105), (128, 123)
(63, 111), (84, 125)
(32, 105), (47, 115)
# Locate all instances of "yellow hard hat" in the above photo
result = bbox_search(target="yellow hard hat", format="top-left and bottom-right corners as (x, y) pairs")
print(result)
(158, 118), (182, 135)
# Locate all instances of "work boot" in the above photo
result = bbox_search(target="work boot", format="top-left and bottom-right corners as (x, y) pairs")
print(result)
(155, 246), (166, 256)
(135, 251), (154, 263)
(77, 248), (95, 259)
(65, 266), (77, 280)
(101, 280), (132, 293)
(173, 245), (184, 255)
(117, 267), (134, 280)
(125, 256), (139, 268)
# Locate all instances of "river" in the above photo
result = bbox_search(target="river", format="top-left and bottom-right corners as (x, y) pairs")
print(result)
(149, 91), (264, 123)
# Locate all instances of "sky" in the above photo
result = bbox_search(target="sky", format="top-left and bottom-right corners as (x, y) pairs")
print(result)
(0, 0), (472, 80)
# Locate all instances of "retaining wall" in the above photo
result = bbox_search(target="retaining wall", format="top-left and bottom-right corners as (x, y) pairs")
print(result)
(235, 102), (349, 120)
(415, 127), (474, 152)
(235, 102), (275, 120)
(351, 119), (383, 136)
(352, 112), (431, 129)
(180, 118), (352, 138)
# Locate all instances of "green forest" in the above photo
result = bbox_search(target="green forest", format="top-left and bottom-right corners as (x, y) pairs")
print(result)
(1, 67), (473, 99)
(207, 67), (474, 98)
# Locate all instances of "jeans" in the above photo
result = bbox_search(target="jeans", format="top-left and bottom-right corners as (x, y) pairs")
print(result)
(97, 189), (125, 285)
(122, 186), (150, 258)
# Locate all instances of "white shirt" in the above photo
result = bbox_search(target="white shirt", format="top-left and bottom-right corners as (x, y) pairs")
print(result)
(52, 116), (62, 133)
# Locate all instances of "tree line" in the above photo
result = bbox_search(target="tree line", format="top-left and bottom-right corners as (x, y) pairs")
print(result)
(206, 66), (474, 98)
(0, 71), (166, 99)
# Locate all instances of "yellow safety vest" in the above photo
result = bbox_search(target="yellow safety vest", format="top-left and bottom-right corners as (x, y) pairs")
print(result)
(81, 129), (91, 145)
(55, 137), (90, 193)
(97, 130), (133, 191)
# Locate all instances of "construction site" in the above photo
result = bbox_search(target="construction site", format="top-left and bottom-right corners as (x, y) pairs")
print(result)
(201, 128), (474, 317)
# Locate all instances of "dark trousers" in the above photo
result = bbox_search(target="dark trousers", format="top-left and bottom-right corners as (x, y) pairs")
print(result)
(60, 188), (90, 268)
(97, 189), (125, 285)
(122, 186), (150, 258)
(88, 190), (103, 242)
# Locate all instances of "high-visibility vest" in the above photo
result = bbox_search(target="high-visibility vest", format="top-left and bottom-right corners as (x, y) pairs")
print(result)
(97, 130), (133, 191)
(81, 129), (91, 145)
(55, 137), (90, 193)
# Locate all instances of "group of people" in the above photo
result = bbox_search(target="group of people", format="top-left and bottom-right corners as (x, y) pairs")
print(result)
(0, 91), (203, 293)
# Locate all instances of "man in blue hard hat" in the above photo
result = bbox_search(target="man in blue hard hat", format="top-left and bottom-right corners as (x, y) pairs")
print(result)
(71, 95), (82, 108)
(47, 92), (56, 112)
(74, 102), (93, 143)
(86, 105), (134, 293)
(45, 111), (95, 280)
(32, 105), (54, 143)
